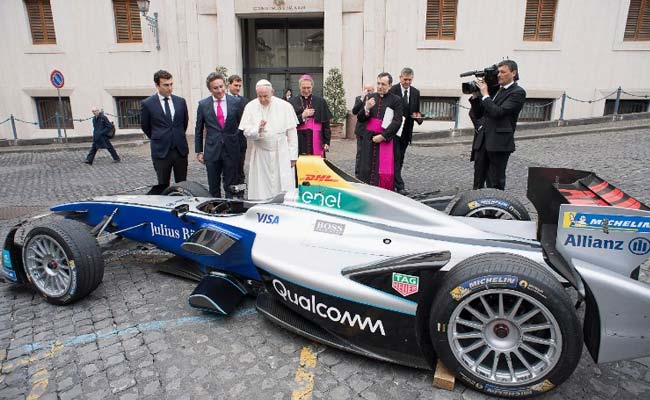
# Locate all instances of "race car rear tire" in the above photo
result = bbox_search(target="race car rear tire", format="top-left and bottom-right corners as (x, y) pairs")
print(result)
(449, 189), (530, 220)
(162, 181), (210, 197)
(22, 219), (104, 305)
(429, 253), (581, 398)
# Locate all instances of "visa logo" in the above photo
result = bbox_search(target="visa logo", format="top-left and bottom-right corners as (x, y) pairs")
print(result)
(564, 234), (623, 250)
(257, 213), (279, 224)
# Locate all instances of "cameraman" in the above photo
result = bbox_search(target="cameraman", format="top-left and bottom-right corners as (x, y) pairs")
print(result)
(469, 60), (526, 190)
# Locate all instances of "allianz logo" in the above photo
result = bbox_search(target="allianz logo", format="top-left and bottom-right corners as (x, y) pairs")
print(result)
(564, 234), (623, 250)
(272, 279), (386, 336)
(301, 191), (342, 209)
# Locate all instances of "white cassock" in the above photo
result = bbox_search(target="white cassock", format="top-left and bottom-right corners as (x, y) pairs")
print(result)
(239, 97), (299, 200)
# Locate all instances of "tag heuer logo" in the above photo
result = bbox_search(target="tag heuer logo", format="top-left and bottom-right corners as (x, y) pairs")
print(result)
(392, 273), (419, 297)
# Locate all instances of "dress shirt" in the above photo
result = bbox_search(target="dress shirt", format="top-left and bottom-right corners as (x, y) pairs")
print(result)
(213, 96), (228, 120)
(157, 93), (175, 120)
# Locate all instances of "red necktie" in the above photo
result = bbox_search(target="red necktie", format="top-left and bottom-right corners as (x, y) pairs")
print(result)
(216, 99), (225, 128)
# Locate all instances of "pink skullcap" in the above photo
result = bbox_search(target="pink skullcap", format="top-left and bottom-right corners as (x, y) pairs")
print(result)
(299, 74), (313, 82)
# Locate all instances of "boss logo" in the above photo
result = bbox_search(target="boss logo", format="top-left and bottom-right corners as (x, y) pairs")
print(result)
(314, 220), (345, 235)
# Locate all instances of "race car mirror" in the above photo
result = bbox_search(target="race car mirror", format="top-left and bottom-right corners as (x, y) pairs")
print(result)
(171, 203), (190, 220)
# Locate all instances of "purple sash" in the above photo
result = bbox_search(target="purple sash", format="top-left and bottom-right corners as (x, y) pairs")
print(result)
(366, 118), (394, 190)
(298, 119), (323, 157)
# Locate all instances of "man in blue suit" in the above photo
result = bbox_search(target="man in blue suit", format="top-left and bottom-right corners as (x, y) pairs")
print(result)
(195, 72), (244, 198)
(140, 70), (190, 187)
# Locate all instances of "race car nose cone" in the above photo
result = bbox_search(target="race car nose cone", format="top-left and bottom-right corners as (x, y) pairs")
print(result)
(494, 323), (509, 338)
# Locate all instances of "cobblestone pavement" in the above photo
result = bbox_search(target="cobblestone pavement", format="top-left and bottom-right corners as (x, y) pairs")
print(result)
(1, 128), (650, 399)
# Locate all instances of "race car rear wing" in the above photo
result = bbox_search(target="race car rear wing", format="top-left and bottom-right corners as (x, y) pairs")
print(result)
(527, 167), (649, 236)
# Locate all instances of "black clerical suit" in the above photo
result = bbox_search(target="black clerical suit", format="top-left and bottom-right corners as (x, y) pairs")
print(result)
(389, 84), (422, 192)
(141, 94), (190, 187)
(469, 82), (526, 190)
(351, 95), (366, 178)
(228, 92), (248, 185)
(356, 92), (403, 189)
(195, 95), (244, 198)
(289, 95), (332, 156)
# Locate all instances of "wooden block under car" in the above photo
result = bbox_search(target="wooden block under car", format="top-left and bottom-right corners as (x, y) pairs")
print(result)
(433, 359), (455, 391)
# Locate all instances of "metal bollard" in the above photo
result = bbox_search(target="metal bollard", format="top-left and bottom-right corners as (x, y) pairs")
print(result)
(10, 114), (18, 140)
(453, 100), (460, 129)
(55, 112), (62, 138)
(613, 86), (622, 116)
(559, 92), (566, 121)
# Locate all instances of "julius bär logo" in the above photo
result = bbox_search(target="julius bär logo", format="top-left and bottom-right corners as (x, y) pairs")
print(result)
(304, 174), (338, 183)
(392, 273), (419, 296)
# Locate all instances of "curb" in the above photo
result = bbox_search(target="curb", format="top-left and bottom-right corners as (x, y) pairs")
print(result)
(0, 139), (149, 154)
(411, 123), (650, 148)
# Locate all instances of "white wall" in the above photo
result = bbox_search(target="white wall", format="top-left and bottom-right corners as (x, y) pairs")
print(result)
(2, 0), (649, 140)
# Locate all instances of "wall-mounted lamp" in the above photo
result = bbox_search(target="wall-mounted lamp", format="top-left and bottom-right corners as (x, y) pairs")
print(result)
(136, 0), (160, 50)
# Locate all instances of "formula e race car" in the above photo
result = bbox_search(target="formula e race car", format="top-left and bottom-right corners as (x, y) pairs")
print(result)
(2, 156), (650, 398)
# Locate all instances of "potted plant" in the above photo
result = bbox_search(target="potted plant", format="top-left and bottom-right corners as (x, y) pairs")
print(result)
(323, 68), (347, 138)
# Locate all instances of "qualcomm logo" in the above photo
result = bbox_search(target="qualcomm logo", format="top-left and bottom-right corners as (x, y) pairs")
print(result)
(629, 237), (650, 255)
(272, 279), (386, 336)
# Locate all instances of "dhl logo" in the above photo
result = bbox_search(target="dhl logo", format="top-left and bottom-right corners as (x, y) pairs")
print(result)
(304, 174), (338, 182)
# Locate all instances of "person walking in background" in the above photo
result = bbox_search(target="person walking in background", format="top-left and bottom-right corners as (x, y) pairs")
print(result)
(352, 84), (374, 178)
(389, 67), (423, 195)
(289, 75), (332, 157)
(239, 80), (298, 200)
(469, 60), (526, 190)
(140, 70), (190, 188)
(84, 107), (120, 165)
(195, 73), (244, 198)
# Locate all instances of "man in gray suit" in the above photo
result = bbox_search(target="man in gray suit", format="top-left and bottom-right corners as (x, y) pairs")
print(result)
(195, 73), (244, 198)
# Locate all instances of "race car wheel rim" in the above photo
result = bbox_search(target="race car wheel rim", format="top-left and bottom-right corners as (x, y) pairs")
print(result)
(465, 206), (516, 220)
(448, 289), (562, 386)
(24, 234), (72, 297)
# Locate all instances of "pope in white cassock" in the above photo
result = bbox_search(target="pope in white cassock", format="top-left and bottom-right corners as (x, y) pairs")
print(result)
(239, 80), (299, 200)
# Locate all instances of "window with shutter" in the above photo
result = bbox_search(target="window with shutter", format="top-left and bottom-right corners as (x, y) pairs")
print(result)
(25, 0), (56, 45)
(624, 0), (650, 41)
(425, 0), (458, 40)
(34, 97), (74, 129)
(420, 97), (458, 121)
(113, 0), (142, 43)
(523, 0), (557, 41)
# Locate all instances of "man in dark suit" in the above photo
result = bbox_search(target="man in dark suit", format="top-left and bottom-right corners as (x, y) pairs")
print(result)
(389, 67), (423, 195)
(469, 60), (526, 190)
(227, 74), (248, 185)
(352, 84), (374, 178)
(195, 73), (244, 198)
(140, 70), (190, 188)
(84, 107), (120, 165)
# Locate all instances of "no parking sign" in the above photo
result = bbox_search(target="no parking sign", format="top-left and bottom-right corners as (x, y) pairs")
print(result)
(50, 70), (64, 89)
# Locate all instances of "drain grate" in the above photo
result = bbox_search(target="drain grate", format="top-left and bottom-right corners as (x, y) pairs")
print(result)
(0, 206), (49, 220)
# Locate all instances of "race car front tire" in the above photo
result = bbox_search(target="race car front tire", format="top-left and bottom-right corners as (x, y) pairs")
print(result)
(22, 219), (104, 305)
(448, 189), (531, 220)
(162, 181), (210, 197)
(429, 253), (581, 398)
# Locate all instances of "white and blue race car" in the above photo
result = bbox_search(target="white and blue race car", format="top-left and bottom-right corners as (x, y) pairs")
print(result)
(2, 156), (650, 398)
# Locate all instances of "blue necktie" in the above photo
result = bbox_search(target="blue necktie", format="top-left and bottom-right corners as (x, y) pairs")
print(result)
(164, 97), (172, 123)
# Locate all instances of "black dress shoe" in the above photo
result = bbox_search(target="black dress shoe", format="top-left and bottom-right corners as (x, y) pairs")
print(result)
(112, 158), (121, 163)
(397, 189), (410, 195)
(83, 160), (92, 165)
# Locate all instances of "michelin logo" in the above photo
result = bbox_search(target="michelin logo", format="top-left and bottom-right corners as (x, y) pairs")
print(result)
(564, 212), (650, 233)
(273, 279), (385, 336)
